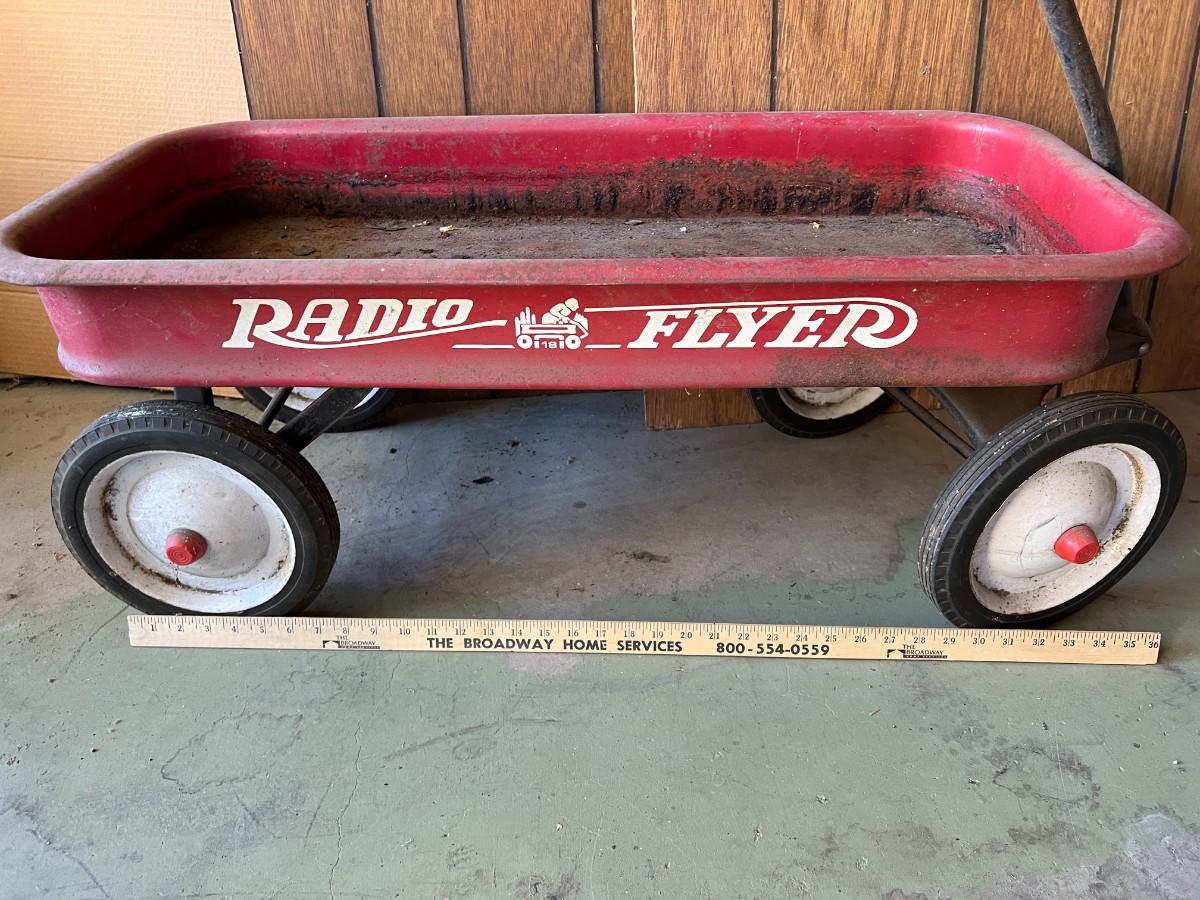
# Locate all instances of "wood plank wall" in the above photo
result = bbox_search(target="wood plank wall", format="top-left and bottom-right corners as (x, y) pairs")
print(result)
(221, 1), (1200, 426)
(233, 0), (601, 118)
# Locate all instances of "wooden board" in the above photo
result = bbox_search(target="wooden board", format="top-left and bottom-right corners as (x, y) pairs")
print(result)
(128, 615), (1162, 666)
(372, 0), (465, 116)
(233, 0), (377, 118)
(643, 388), (761, 430)
(631, 0), (772, 112)
(975, 0), (1116, 155)
(459, 0), (594, 114)
(1139, 42), (1200, 393)
(776, 0), (980, 111)
(633, 0), (772, 427)
(1064, 0), (1200, 394)
(597, 0), (635, 112)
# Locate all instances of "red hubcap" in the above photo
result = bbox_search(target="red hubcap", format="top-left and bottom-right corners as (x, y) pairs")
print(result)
(1054, 524), (1100, 565)
(165, 529), (208, 566)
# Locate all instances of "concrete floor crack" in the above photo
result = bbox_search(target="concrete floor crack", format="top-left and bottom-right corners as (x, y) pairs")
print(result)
(327, 723), (364, 900)
(62, 605), (124, 675)
(9, 804), (112, 900)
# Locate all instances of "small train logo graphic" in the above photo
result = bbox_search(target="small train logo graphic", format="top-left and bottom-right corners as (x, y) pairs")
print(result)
(515, 298), (589, 350)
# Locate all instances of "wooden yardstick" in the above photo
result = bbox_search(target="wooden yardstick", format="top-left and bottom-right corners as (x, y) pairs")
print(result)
(128, 617), (1160, 665)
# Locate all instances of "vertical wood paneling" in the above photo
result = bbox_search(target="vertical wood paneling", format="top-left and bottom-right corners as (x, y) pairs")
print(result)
(975, 0), (1116, 155)
(776, 0), (980, 111)
(1109, 3), (1200, 228)
(460, 0), (594, 114)
(1064, 0), (1200, 394)
(632, 0), (773, 112)
(1139, 45), (1200, 392)
(597, 0), (635, 112)
(233, 0), (377, 118)
(373, 0), (465, 116)
(634, 0), (772, 428)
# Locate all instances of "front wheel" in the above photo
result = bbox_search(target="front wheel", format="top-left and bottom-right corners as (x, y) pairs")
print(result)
(919, 393), (1186, 627)
(52, 401), (339, 616)
(748, 387), (891, 438)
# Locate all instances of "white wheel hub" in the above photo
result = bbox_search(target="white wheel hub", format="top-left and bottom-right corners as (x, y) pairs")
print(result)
(970, 442), (1161, 615)
(264, 387), (380, 414)
(82, 451), (296, 613)
(780, 387), (885, 420)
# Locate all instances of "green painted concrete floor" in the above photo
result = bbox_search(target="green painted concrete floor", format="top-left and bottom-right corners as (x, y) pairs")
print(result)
(1, 381), (1198, 899)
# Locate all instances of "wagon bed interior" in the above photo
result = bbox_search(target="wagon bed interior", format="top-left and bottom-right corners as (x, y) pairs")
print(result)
(135, 170), (1061, 262)
(55, 142), (1082, 265)
(155, 207), (1025, 261)
(13, 115), (1119, 268)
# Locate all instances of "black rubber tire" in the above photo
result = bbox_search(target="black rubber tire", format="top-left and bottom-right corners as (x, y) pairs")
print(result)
(748, 387), (892, 438)
(51, 400), (339, 616)
(237, 387), (399, 432)
(919, 392), (1186, 628)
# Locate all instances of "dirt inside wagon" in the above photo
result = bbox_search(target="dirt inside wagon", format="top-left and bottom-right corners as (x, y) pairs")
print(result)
(159, 210), (1020, 260)
(132, 158), (1065, 262)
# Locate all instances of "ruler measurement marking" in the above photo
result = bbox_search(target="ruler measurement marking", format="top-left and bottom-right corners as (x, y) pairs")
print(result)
(126, 617), (1160, 665)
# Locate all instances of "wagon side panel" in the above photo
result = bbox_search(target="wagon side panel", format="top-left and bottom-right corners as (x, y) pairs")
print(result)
(41, 279), (1117, 390)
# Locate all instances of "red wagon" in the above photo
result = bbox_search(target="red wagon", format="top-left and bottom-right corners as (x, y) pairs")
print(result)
(0, 4), (1190, 627)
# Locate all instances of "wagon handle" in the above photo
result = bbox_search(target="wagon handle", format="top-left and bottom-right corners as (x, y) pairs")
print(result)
(1038, 0), (1152, 365)
(1037, 0), (1123, 180)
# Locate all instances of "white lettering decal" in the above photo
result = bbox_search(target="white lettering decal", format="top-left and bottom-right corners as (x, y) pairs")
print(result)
(674, 308), (729, 349)
(432, 298), (471, 328)
(400, 298), (438, 332)
(286, 298), (349, 343)
(764, 304), (842, 349)
(726, 306), (788, 348)
(589, 298), (918, 352)
(225, 297), (500, 350)
(346, 299), (406, 340)
(223, 296), (918, 352)
(628, 310), (689, 349)
(223, 298), (293, 349)
(844, 304), (903, 348)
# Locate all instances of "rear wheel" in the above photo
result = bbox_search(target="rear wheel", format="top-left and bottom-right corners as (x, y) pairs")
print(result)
(749, 387), (890, 438)
(52, 400), (339, 616)
(238, 387), (397, 431)
(919, 393), (1186, 627)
